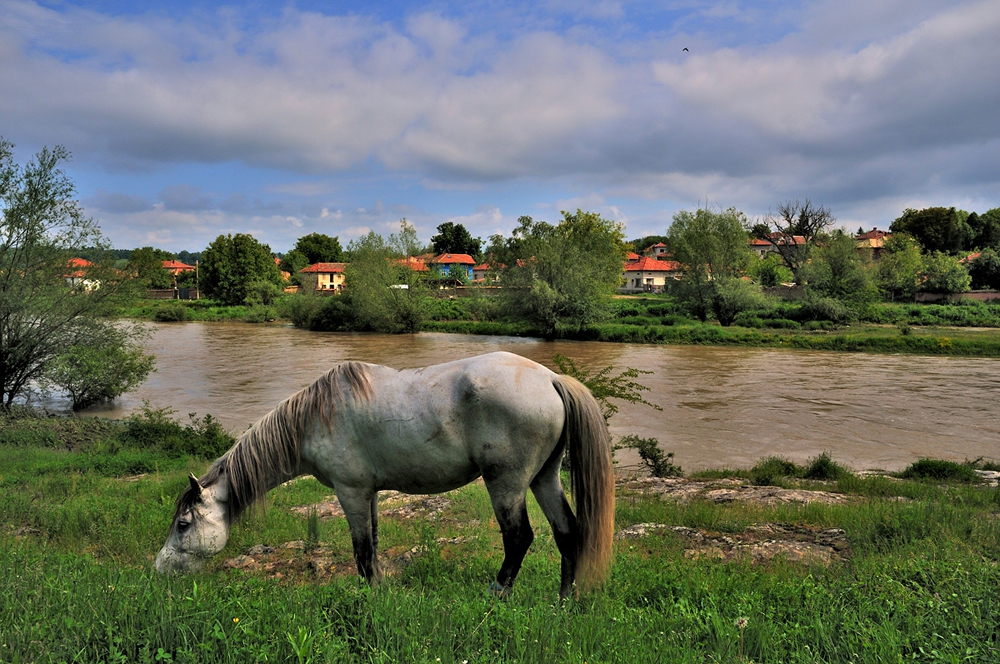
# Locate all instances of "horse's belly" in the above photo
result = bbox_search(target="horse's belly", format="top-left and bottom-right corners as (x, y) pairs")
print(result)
(374, 443), (481, 494)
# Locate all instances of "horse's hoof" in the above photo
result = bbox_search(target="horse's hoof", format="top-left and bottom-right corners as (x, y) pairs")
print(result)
(488, 581), (511, 598)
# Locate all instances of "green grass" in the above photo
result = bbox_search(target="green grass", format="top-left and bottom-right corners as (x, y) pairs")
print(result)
(5, 414), (1000, 662)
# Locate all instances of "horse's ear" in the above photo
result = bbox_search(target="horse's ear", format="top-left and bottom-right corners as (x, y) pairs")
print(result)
(188, 473), (203, 497)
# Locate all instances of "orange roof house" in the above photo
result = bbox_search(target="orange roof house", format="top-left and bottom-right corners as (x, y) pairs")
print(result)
(64, 258), (101, 290)
(162, 259), (196, 275)
(622, 256), (682, 293)
(394, 256), (430, 272)
(300, 262), (346, 292)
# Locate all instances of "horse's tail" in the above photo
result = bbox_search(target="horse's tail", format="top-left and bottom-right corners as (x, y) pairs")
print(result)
(553, 375), (615, 590)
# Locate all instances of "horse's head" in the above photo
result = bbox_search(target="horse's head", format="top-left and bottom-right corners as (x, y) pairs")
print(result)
(155, 473), (230, 574)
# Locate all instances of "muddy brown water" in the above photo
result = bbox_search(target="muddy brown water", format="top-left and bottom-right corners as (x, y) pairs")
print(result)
(65, 322), (1000, 472)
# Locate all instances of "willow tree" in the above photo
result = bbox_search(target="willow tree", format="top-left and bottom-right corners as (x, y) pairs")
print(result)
(0, 139), (149, 406)
(488, 210), (627, 337)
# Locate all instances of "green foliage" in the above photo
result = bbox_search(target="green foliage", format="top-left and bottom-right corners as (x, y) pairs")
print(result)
(242, 305), (278, 323)
(292, 232), (343, 264)
(890, 207), (969, 254)
(279, 293), (327, 328)
(971, 207), (1000, 250)
(749, 456), (800, 486)
(800, 230), (878, 310)
(42, 324), (155, 410)
(552, 354), (661, 422)
(628, 235), (669, 253)
(875, 233), (923, 301)
(128, 246), (174, 289)
(200, 233), (283, 306)
(618, 435), (683, 477)
(489, 210), (628, 336)
(920, 252), (972, 294)
(748, 252), (794, 287)
(0, 138), (137, 406)
(710, 277), (769, 326)
(667, 207), (753, 322)
(968, 248), (1000, 290)
(430, 222), (482, 260)
(753, 199), (836, 277)
(121, 403), (234, 459)
(801, 451), (850, 480)
(278, 249), (310, 279)
(343, 224), (427, 333)
(898, 458), (980, 483)
(153, 302), (192, 322)
(244, 279), (282, 306)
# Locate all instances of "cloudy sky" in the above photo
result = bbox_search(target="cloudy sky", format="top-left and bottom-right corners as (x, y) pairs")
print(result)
(2, 0), (998, 252)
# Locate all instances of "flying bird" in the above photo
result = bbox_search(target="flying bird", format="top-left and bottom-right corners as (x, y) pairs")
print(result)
(682, 47), (689, 52)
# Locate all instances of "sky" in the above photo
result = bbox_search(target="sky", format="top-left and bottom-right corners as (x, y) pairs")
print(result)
(2, 0), (999, 253)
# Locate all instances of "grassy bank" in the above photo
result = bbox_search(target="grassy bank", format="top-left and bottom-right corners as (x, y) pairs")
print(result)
(4, 411), (1000, 662)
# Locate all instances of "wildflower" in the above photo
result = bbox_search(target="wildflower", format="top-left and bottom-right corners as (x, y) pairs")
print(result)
(735, 616), (749, 630)
(233, 618), (240, 624)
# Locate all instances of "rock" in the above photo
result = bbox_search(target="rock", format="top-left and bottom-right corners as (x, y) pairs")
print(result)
(246, 544), (276, 556)
(614, 523), (670, 540)
(223, 555), (258, 570)
(281, 540), (306, 550)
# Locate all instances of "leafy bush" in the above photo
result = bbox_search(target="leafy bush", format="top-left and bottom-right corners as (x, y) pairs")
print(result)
(280, 294), (326, 328)
(749, 456), (800, 486)
(242, 305), (278, 323)
(898, 458), (980, 483)
(800, 297), (854, 324)
(618, 435), (683, 477)
(801, 451), (850, 480)
(122, 403), (234, 459)
(711, 277), (770, 326)
(153, 302), (191, 322)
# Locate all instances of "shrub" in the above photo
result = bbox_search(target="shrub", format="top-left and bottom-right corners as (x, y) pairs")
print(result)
(280, 294), (326, 328)
(801, 451), (850, 480)
(153, 302), (191, 322)
(800, 297), (854, 324)
(242, 305), (278, 323)
(749, 456), (800, 486)
(898, 458), (980, 483)
(618, 435), (683, 477)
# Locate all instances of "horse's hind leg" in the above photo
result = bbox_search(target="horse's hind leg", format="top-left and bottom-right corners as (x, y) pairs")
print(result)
(337, 487), (382, 582)
(531, 464), (580, 600)
(485, 482), (534, 595)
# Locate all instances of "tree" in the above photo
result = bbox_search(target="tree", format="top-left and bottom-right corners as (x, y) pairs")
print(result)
(200, 234), (283, 305)
(278, 249), (310, 285)
(488, 210), (627, 336)
(749, 252), (794, 287)
(431, 222), (482, 260)
(667, 207), (754, 322)
(293, 233), (342, 264)
(628, 235), (670, 254)
(343, 229), (427, 333)
(711, 277), (769, 326)
(799, 230), (878, 306)
(0, 139), (145, 406)
(967, 248), (1000, 290)
(388, 218), (424, 258)
(42, 324), (155, 410)
(128, 246), (173, 289)
(750, 200), (836, 278)
(919, 252), (971, 294)
(875, 234), (923, 301)
(969, 208), (1000, 250)
(889, 207), (969, 254)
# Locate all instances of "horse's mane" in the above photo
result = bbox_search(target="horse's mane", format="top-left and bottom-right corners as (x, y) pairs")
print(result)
(173, 361), (373, 521)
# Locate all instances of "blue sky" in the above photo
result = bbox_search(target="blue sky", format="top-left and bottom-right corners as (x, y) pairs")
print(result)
(2, 0), (998, 252)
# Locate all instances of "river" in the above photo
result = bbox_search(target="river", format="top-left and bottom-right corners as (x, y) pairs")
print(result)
(72, 322), (1000, 472)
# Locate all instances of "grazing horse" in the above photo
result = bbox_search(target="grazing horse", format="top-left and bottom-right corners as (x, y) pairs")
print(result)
(155, 351), (614, 598)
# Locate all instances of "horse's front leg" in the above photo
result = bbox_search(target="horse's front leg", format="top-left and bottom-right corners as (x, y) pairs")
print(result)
(338, 487), (381, 582)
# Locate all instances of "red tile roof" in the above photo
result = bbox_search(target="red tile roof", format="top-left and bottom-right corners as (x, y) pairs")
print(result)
(300, 262), (346, 273)
(430, 253), (476, 265)
(626, 252), (640, 261)
(856, 229), (889, 240)
(624, 256), (681, 272)
(395, 257), (429, 271)
(162, 259), (195, 271)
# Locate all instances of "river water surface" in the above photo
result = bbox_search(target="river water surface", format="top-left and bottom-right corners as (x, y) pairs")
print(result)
(75, 322), (1000, 472)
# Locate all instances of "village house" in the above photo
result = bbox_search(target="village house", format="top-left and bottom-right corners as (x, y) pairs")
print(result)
(299, 262), (346, 292)
(855, 229), (891, 260)
(621, 256), (682, 293)
(642, 242), (669, 259)
(64, 257), (100, 290)
(395, 256), (430, 272)
(161, 259), (196, 275)
(429, 253), (476, 280)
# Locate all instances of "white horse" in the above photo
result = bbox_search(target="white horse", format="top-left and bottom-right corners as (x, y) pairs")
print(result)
(155, 351), (614, 598)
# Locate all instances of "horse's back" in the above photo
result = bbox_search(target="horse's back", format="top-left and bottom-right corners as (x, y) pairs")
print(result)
(304, 352), (566, 494)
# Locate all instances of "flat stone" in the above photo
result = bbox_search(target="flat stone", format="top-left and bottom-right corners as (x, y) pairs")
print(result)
(246, 544), (276, 556)
(223, 555), (258, 570)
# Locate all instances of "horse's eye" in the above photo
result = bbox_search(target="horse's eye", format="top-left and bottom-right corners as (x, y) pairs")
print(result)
(177, 519), (191, 532)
